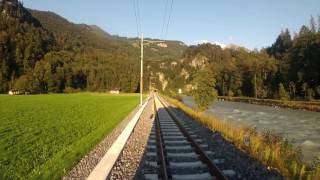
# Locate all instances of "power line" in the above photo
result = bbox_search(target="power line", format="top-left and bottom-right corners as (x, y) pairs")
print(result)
(133, 0), (142, 36)
(133, 0), (139, 35)
(161, 0), (169, 39)
(136, 0), (142, 34)
(164, 0), (174, 40)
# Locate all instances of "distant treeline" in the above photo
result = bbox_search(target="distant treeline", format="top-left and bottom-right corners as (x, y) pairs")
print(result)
(167, 16), (320, 100)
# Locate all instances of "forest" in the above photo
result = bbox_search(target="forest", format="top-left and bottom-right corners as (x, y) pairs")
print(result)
(1, 0), (319, 101)
(0, 0), (185, 94)
(162, 17), (320, 101)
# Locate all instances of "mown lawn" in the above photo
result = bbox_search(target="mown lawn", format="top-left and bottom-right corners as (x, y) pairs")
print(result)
(0, 93), (140, 179)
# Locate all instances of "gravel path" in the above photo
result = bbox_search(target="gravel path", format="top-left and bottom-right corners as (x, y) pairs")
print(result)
(63, 102), (143, 180)
(108, 97), (155, 180)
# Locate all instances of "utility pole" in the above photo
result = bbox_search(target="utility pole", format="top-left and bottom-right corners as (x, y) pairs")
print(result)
(140, 33), (144, 106)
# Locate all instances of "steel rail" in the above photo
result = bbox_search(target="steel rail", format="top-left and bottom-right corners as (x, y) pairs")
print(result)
(156, 95), (227, 180)
(154, 97), (169, 180)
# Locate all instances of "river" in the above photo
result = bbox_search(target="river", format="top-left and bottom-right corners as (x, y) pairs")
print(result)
(182, 96), (320, 162)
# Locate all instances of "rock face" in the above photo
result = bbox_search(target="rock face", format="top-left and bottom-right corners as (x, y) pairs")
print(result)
(157, 72), (168, 91)
(0, 0), (41, 26)
(190, 54), (208, 68)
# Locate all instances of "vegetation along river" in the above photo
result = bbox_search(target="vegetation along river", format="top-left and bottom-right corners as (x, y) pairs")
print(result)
(182, 96), (320, 163)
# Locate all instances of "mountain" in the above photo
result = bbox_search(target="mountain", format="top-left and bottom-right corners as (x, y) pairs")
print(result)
(0, 0), (41, 26)
(29, 9), (117, 50)
(0, 0), (55, 92)
(88, 25), (112, 38)
(0, 0), (186, 94)
(29, 9), (186, 60)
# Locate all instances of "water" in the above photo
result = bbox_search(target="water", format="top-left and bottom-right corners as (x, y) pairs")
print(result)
(182, 96), (320, 162)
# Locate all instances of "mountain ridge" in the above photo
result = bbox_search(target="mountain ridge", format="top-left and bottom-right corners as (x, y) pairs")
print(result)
(0, 0), (186, 93)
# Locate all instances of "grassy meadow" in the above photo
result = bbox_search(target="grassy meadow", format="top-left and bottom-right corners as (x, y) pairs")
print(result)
(0, 93), (140, 179)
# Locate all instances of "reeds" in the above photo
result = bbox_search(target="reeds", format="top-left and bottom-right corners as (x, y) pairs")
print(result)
(164, 96), (320, 180)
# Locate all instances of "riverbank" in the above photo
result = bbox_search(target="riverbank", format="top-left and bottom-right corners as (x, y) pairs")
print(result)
(163, 95), (320, 179)
(219, 96), (320, 112)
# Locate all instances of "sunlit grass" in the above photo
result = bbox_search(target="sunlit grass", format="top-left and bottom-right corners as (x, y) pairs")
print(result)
(0, 93), (140, 179)
(164, 95), (320, 179)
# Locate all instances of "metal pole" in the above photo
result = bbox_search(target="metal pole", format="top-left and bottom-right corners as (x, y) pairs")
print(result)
(140, 33), (144, 106)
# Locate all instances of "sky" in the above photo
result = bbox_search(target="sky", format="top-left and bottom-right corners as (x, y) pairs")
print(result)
(23, 0), (320, 49)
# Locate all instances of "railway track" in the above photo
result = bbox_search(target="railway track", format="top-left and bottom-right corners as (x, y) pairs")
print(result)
(142, 95), (230, 180)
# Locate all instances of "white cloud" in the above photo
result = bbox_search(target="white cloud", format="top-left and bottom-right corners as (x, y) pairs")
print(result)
(212, 41), (226, 48)
(193, 40), (226, 48)
(193, 40), (209, 44)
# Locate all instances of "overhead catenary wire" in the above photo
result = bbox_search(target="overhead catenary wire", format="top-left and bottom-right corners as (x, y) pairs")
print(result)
(133, 0), (139, 35)
(136, 0), (142, 35)
(164, 0), (174, 40)
(133, 0), (142, 36)
(161, 0), (169, 39)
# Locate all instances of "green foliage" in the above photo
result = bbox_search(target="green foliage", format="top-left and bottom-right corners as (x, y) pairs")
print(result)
(63, 87), (81, 94)
(307, 88), (315, 101)
(0, 93), (140, 179)
(177, 43), (278, 99)
(0, 1), (186, 94)
(278, 83), (289, 100)
(165, 16), (320, 101)
(13, 75), (30, 90)
(192, 68), (217, 111)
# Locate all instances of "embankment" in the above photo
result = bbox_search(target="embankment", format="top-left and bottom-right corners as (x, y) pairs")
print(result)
(219, 96), (320, 112)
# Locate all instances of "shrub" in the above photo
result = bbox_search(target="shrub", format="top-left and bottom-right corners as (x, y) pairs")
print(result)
(307, 88), (315, 101)
(63, 87), (81, 94)
(191, 68), (217, 111)
(279, 83), (289, 100)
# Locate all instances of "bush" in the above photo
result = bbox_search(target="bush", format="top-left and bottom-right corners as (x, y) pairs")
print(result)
(14, 75), (30, 91)
(307, 88), (315, 101)
(192, 68), (218, 111)
(279, 83), (289, 100)
(63, 87), (81, 94)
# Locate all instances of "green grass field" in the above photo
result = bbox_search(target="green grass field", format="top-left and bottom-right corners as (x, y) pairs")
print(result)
(0, 93), (141, 179)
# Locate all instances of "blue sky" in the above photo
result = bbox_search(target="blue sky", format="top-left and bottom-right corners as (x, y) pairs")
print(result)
(23, 0), (320, 49)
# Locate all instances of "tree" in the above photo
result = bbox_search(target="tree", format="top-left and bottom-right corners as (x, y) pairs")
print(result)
(318, 15), (320, 32)
(302, 83), (308, 99)
(267, 29), (292, 59)
(315, 86), (320, 98)
(14, 75), (30, 91)
(307, 88), (315, 101)
(192, 68), (217, 111)
(310, 15), (316, 33)
(278, 83), (289, 100)
(289, 81), (296, 99)
(299, 25), (311, 36)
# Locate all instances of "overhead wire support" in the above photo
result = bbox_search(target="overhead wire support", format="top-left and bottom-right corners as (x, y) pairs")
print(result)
(133, 0), (143, 106)
(140, 33), (144, 106)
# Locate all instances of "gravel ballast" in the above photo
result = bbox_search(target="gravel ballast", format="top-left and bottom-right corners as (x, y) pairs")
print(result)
(162, 97), (284, 180)
(108, 97), (155, 180)
(63, 101), (144, 180)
